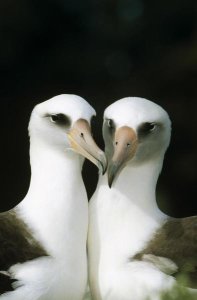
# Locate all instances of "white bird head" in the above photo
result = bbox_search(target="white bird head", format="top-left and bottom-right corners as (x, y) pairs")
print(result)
(29, 94), (107, 173)
(103, 97), (171, 187)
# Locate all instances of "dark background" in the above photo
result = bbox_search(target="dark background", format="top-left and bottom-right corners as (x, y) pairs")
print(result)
(0, 0), (196, 216)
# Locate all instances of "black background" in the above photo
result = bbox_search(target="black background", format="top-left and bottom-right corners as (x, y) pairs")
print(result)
(0, 0), (197, 216)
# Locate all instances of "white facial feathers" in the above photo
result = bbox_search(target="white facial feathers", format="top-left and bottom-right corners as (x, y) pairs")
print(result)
(104, 97), (171, 134)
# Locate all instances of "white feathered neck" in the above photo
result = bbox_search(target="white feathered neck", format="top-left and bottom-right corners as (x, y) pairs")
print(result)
(18, 137), (88, 259)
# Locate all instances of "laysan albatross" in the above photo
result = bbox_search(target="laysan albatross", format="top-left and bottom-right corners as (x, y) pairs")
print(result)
(88, 97), (197, 300)
(0, 94), (106, 300)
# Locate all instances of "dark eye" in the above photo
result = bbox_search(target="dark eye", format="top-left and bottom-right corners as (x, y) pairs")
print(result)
(107, 119), (114, 129)
(138, 122), (156, 136)
(50, 114), (71, 127)
(145, 122), (156, 131)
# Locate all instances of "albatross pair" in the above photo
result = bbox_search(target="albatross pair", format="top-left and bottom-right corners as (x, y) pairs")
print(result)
(88, 97), (197, 300)
(0, 95), (196, 300)
(0, 94), (106, 300)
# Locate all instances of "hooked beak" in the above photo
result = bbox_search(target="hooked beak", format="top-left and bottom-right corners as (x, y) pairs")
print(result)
(67, 119), (107, 174)
(108, 126), (138, 187)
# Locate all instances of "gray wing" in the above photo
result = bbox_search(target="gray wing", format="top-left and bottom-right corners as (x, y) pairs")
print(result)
(0, 210), (48, 295)
(134, 216), (197, 288)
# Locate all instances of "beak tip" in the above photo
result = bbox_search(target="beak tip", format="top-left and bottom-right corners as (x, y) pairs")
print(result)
(108, 174), (113, 188)
(99, 154), (108, 175)
(108, 182), (112, 188)
(102, 164), (107, 175)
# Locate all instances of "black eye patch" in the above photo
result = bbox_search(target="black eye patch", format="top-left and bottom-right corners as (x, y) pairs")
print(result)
(106, 119), (115, 133)
(49, 114), (71, 127)
(137, 122), (156, 137)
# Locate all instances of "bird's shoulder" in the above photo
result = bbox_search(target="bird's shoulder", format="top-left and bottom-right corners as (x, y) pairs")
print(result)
(0, 210), (48, 295)
(0, 209), (48, 272)
(133, 216), (197, 288)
